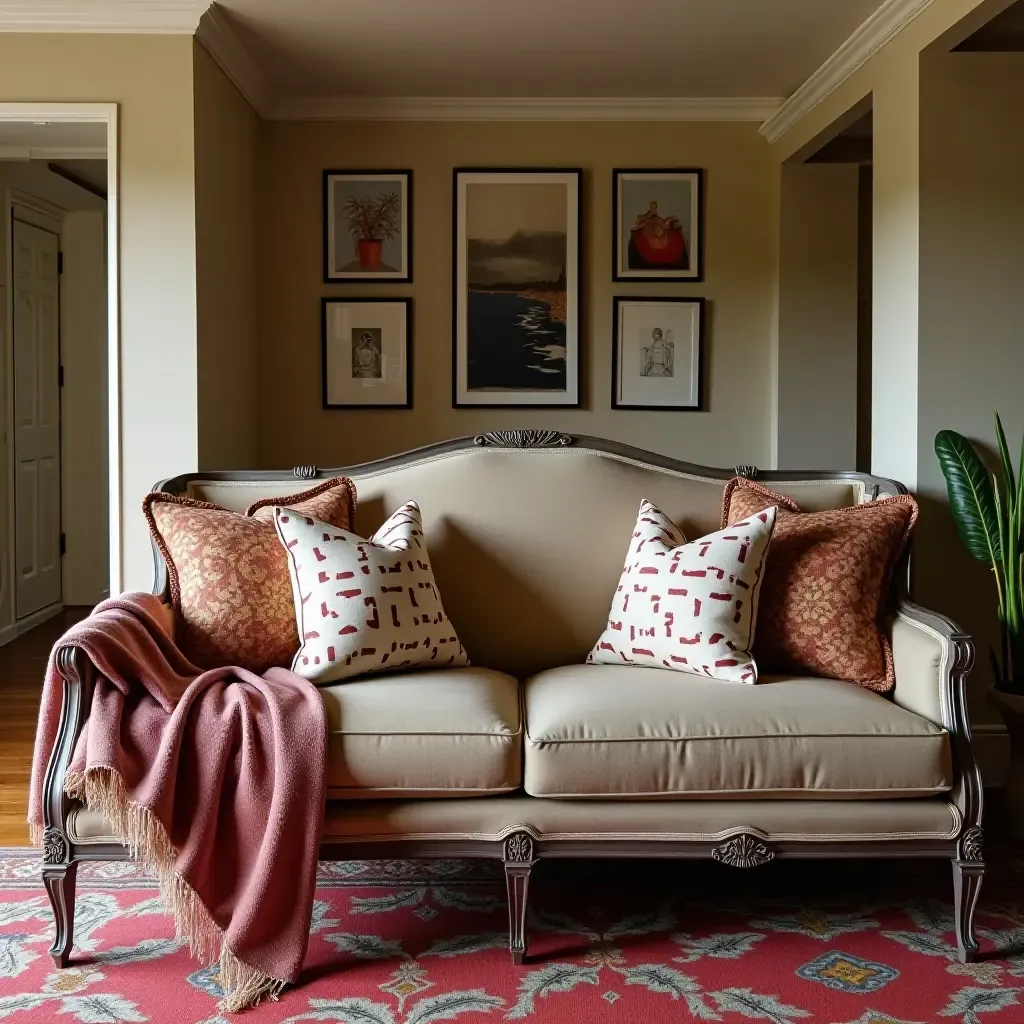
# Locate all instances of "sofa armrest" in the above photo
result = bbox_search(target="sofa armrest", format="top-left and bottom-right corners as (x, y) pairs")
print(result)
(892, 600), (983, 854)
(41, 647), (94, 860)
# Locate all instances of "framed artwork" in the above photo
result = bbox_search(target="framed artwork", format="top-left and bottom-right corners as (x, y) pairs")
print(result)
(613, 169), (703, 281)
(322, 298), (412, 409)
(452, 168), (581, 407)
(612, 297), (704, 411)
(323, 170), (412, 282)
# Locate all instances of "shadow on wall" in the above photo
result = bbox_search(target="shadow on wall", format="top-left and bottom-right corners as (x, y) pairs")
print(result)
(913, 487), (1000, 717)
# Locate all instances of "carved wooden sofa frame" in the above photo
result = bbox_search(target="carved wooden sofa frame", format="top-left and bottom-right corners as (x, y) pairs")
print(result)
(39, 431), (985, 972)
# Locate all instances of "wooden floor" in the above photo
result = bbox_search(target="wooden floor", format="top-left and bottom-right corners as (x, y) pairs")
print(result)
(0, 608), (89, 846)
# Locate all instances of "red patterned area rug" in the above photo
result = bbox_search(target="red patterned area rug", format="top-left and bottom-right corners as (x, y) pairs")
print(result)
(1, 846), (1023, 1023)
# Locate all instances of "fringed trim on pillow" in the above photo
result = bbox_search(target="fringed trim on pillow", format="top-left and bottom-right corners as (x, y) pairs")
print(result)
(64, 767), (287, 1012)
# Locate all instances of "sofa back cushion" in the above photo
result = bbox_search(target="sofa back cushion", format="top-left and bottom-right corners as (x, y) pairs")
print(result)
(181, 447), (894, 677)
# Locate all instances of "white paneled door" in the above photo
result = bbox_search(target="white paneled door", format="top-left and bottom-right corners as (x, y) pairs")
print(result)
(13, 217), (62, 618)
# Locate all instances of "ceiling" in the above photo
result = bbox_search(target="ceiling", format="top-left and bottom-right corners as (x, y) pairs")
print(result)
(958, 0), (1024, 49)
(210, 0), (888, 100)
(48, 159), (109, 195)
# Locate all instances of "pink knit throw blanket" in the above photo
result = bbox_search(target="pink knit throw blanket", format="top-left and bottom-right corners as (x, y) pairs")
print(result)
(28, 593), (327, 1011)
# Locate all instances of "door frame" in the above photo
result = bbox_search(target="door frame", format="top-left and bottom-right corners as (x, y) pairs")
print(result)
(0, 104), (119, 598)
(9, 200), (63, 620)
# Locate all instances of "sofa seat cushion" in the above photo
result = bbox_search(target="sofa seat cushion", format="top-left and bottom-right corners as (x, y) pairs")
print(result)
(523, 665), (951, 799)
(321, 667), (522, 798)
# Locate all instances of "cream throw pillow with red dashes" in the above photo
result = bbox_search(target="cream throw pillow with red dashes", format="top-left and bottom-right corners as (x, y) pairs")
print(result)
(588, 500), (777, 683)
(275, 501), (468, 683)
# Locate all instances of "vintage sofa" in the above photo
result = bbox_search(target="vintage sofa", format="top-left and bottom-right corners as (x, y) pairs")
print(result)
(40, 431), (984, 971)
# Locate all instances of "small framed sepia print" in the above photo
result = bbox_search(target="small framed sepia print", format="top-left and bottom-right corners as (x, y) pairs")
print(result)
(322, 298), (412, 409)
(612, 297), (704, 411)
(323, 170), (412, 282)
(613, 168), (703, 281)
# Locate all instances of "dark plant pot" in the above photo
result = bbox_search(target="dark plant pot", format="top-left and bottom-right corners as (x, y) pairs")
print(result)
(990, 687), (1024, 842)
(357, 239), (383, 268)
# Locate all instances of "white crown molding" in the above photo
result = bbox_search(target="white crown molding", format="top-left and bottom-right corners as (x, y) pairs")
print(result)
(760, 0), (939, 145)
(0, 1), (210, 32)
(269, 95), (784, 123)
(195, 4), (274, 115)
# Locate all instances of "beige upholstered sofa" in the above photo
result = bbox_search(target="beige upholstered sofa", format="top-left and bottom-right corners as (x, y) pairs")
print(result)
(41, 431), (984, 971)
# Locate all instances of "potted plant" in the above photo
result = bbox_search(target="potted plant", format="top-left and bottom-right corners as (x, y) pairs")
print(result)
(343, 190), (400, 269)
(936, 414), (1024, 840)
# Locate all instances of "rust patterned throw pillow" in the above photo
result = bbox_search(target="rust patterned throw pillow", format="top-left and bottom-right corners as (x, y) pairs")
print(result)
(144, 478), (356, 674)
(721, 478), (918, 692)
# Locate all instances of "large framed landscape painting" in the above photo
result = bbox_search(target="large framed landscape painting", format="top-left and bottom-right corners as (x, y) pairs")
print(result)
(453, 168), (581, 407)
(323, 170), (412, 282)
(613, 169), (703, 281)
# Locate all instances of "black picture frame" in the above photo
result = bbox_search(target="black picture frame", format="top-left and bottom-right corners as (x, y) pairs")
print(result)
(612, 168), (704, 282)
(323, 170), (413, 283)
(322, 297), (413, 409)
(611, 296), (705, 411)
(452, 167), (583, 408)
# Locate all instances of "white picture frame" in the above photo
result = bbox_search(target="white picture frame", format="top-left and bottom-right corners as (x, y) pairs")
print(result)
(453, 168), (581, 407)
(612, 297), (704, 410)
(322, 298), (412, 408)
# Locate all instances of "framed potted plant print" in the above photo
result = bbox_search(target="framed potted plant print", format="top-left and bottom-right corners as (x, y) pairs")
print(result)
(613, 169), (703, 281)
(452, 168), (581, 407)
(612, 297), (704, 411)
(322, 298), (412, 409)
(323, 170), (412, 282)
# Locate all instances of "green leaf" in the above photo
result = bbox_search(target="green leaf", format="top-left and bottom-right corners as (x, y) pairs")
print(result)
(881, 930), (958, 959)
(58, 994), (148, 1023)
(0, 936), (39, 978)
(504, 964), (600, 1020)
(96, 938), (185, 965)
(349, 890), (423, 916)
(429, 888), (504, 913)
(995, 413), (1017, 502)
(938, 986), (1021, 1024)
(672, 931), (765, 961)
(323, 932), (406, 961)
(618, 965), (721, 1020)
(405, 990), (504, 1024)
(0, 995), (50, 1019)
(710, 988), (812, 1022)
(421, 932), (508, 958)
(935, 430), (1002, 564)
(0, 899), (50, 928)
(283, 997), (397, 1024)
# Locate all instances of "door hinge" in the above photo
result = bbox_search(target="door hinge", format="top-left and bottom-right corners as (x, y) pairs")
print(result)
(59, 532), (66, 556)
(58, 365), (64, 387)
(57, 251), (64, 275)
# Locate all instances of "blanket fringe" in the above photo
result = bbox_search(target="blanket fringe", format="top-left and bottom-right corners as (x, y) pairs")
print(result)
(64, 767), (285, 1012)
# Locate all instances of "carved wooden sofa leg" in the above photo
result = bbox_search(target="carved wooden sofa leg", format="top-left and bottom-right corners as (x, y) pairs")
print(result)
(502, 832), (536, 965)
(42, 829), (77, 969)
(953, 825), (985, 964)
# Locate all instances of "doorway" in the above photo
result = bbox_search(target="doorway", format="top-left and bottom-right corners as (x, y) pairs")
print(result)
(0, 106), (117, 644)
(12, 212), (61, 618)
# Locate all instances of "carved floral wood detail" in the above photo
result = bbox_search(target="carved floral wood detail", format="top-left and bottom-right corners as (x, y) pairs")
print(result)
(503, 832), (534, 863)
(474, 431), (573, 448)
(960, 826), (983, 862)
(711, 833), (775, 868)
(42, 827), (68, 865)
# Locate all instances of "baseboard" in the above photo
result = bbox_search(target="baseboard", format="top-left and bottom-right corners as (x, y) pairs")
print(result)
(975, 725), (1010, 788)
(0, 602), (63, 648)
